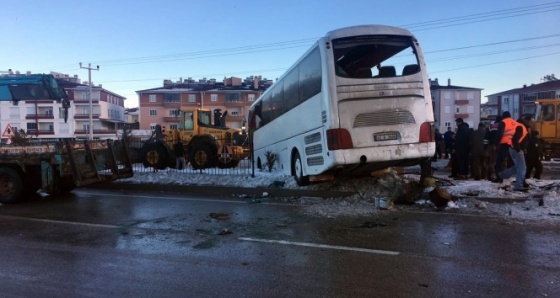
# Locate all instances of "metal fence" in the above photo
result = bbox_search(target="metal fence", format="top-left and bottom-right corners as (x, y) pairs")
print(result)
(126, 136), (254, 175)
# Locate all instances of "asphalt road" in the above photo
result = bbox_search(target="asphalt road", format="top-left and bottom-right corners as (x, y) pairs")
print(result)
(0, 188), (558, 297)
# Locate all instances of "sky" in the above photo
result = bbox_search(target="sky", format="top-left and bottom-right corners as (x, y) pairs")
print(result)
(1, 0), (559, 108)
(117, 158), (560, 222)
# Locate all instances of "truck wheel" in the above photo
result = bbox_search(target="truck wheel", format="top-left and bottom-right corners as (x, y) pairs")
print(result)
(189, 143), (216, 170)
(292, 151), (309, 186)
(0, 168), (23, 204)
(142, 142), (168, 170)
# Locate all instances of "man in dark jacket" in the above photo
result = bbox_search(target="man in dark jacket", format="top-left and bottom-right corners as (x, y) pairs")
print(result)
(525, 130), (543, 179)
(443, 127), (455, 159)
(454, 118), (471, 180)
(470, 123), (489, 180)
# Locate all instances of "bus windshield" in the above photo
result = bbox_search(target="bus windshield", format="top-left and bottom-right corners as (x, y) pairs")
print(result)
(333, 35), (419, 79)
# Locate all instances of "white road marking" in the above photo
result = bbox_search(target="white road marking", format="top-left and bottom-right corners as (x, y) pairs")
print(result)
(0, 215), (118, 229)
(238, 237), (400, 255)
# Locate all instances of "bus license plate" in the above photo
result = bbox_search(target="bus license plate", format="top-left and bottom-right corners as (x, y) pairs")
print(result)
(374, 132), (398, 141)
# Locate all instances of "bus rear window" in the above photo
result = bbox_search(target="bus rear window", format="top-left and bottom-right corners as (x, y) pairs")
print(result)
(333, 35), (420, 79)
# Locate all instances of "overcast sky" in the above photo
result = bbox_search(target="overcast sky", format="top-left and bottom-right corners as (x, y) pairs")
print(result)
(1, 0), (559, 107)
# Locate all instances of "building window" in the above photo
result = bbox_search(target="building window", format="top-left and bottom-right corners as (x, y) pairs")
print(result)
(188, 94), (196, 102)
(231, 111), (239, 116)
(467, 106), (474, 113)
(444, 106), (450, 113)
(169, 124), (178, 130)
(444, 121), (451, 127)
(164, 93), (180, 103)
(225, 93), (241, 102)
(211, 94), (218, 102)
(27, 123), (37, 130)
(149, 95), (156, 102)
(150, 123), (157, 130)
(150, 109), (157, 116)
(10, 107), (19, 119)
(444, 92), (451, 100)
(248, 94), (255, 102)
(169, 109), (179, 117)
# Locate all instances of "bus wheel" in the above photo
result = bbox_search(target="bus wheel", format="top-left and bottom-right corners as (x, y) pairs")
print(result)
(0, 168), (23, 204)
(292, 151), (309, 186)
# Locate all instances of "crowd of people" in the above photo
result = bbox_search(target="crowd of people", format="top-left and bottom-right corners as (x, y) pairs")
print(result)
(433, 111), (543, 192)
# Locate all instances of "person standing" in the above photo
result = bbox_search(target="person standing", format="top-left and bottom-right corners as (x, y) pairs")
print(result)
(525, 130), (543, 180)
(492, 112), (514, 182)
(454, 118), (471, 180)
(470, 123), (489, 180)
(174, 140), (186, 170)
(486, 116), (502, 180)
(434, 128), (443, 160)
(494, 116), (529, 191)
(443, 127), (455, 159)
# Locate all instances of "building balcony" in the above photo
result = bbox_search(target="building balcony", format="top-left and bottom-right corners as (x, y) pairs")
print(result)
(163, 116), (181, 122)
(74, 99), (100, 104)
(454, 100), (470, 105)
(24, 100), (54, 104)
(163, 101), (180, 107)
(26, 114), (55, 120)
(227, 115), (245, 122)
(455, 113), (469, 119)
(26, 130), (55, 135)
(74, 114), (101, 119)
(224, 101), (245, 107)
(74, 129), (117, 135)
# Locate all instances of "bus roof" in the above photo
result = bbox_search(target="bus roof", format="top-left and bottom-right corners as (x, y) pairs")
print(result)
(325, 25), (413, 40)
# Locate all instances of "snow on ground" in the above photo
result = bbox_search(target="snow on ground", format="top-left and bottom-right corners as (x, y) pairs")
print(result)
(117, 159), (560, 222)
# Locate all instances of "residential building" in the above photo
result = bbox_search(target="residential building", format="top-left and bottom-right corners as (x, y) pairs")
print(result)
(430, 78), (483, 131)
(0, 71), (127, 141)
(136, 76), (272, 130)
(486, 79), (560, 121)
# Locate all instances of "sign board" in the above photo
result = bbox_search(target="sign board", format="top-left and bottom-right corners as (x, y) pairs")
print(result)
(2, 124), (13, 138)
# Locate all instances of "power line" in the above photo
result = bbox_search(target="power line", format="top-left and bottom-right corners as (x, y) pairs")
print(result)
(40, 2), (560, 71)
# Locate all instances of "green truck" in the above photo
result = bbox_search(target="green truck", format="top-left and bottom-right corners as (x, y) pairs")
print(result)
(0, 73), (133, 203)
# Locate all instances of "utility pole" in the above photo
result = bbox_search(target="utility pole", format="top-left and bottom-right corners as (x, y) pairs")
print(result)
(79, 63), (99, 140)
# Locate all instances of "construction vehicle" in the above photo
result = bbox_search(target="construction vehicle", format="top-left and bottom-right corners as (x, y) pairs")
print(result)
(141, 108), (249, 170)
(533, 98), (560, 159)
(0, 73), (133, 203)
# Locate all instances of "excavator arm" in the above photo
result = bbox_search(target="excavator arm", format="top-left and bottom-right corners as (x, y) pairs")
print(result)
(0, 74), (70, 122)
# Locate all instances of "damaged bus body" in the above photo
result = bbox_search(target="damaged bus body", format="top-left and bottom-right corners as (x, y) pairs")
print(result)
(248, 25), (435, 185)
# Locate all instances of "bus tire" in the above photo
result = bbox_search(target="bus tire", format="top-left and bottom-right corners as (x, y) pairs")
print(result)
(292, 151), (309, 186)
(189, 143), (216, 170)
(0, 167), (23, 204)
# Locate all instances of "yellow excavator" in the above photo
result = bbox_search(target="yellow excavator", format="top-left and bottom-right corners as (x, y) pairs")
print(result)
(141, 108), (249, 170)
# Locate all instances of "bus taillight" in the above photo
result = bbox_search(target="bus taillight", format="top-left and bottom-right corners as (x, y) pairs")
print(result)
(419, 122), (433, 143)
(327, 128), (354, 150)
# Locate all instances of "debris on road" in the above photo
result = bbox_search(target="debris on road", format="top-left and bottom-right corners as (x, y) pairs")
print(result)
(209, 213), (230, 220)
(217, 228), (233, 235)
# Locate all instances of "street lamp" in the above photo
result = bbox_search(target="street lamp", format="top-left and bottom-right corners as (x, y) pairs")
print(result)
(79, 62), (99, 140)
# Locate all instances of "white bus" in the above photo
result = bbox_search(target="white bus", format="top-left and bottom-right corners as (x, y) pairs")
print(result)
(248, 25), (435, 185)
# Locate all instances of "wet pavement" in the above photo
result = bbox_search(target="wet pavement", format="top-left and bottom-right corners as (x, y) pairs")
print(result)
(0, 188), (559, 297)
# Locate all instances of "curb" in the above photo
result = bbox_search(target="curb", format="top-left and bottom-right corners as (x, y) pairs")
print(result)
(83, 182), (357, 199)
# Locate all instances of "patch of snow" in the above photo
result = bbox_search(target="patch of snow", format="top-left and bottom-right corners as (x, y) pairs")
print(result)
(117, 159), (560, 222)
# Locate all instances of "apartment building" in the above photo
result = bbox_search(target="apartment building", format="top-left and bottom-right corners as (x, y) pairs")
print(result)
(430, 78), (483, 131)
(136, 76), (272, 130)
(485, 79), (560, 121)
(0, 71), (127, 141)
